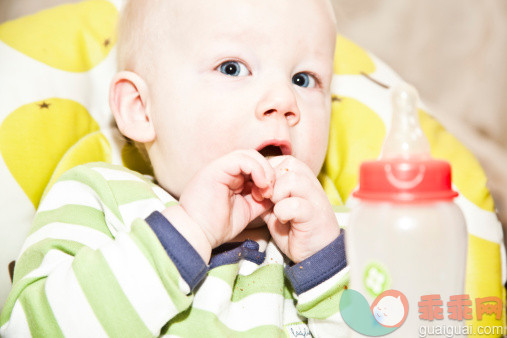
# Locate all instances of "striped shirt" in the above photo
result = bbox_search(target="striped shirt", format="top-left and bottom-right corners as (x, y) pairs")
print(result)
(0, 162), (349, 337)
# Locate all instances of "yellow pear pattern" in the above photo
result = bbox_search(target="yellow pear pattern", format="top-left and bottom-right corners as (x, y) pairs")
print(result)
(121, 141), (154, 177)
(0, 0), (117, 72)
(419, 109), (494, 212)
(43, 131), (112, 200)
(334, 35), (376, 75)
(322, 97), (386, 203)
(0, 99), (101, 208)
(465, 234), (504, 336)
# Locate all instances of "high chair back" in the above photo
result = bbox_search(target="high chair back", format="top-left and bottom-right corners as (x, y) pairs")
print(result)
(0, 0), (504, 334)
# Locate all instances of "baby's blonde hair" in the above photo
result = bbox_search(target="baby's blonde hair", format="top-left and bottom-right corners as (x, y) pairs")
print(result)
(117, 0), (155, 74)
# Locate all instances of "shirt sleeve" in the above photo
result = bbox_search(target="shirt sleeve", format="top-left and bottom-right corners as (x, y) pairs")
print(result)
(284, 230), (350, 337)
(0, 164), (206, 338)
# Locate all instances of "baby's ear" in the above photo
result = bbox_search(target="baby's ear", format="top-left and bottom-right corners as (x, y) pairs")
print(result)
(109, 71), (155, 143)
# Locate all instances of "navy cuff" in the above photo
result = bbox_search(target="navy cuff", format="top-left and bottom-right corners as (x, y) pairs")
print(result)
(145, 211), (208, 291)
(285, 230), (347, 295)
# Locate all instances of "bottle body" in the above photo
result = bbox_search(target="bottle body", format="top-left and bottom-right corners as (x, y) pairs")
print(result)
(346, 200), (468, 337)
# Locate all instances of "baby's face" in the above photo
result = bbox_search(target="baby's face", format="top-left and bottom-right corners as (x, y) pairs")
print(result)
(146, 0), (336, 197)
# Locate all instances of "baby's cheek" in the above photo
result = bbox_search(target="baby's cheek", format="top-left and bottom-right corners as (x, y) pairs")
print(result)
(299, 117), (329, 170)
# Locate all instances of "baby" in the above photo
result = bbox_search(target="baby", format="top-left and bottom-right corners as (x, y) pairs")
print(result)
(1, 0), (348, 337)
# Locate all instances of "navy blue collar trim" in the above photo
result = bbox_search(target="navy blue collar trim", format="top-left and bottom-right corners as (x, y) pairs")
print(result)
(209, 239), (266, 269)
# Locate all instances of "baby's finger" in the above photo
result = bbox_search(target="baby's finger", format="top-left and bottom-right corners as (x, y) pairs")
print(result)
(229, 174), (246, 193)
(271, 171), (316, 204)
(241, 194), (274, 224)
(217, 152), (270, 190)
(251, 184), (264, 202)
(273, 197), (312, 224)
(269, 156), (317, 182)
(262, 209), (289, 251)
(243, 149), (276, 198)
(236, 150), (276, 194)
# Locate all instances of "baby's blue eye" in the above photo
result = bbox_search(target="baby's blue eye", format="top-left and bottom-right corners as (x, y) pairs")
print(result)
(292, 72), (316, 88)
(219, 61), (250, 76)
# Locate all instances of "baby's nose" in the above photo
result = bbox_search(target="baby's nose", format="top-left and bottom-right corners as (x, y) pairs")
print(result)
(255, 84), (300, 127)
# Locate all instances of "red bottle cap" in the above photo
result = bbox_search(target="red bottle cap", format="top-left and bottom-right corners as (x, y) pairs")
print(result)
(353, 159), (458, 203)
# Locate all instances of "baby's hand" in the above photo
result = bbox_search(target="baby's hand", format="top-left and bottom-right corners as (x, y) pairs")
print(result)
(263, 156), (340, 263)
(162, 150), (274, 263)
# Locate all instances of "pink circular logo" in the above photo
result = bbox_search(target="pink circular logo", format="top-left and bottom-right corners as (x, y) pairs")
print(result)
(370, 289), (409, 328)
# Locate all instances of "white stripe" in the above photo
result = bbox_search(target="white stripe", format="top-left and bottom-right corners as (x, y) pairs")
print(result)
(45, 254), (108, 338)
(178, 276), (190, 295)
(0, 301), (31, 337)
(260, 241), (285, 268)
(193, 276), (285, 331)
(37, 181), (104, 213)
(237, 260), (261, 276)
(100, 231), (177, 335)
(38, 179), (127, 236)
(20, 223), (112, 254)
(297, 266), (349, 306)
(118, 198), (166, 227)
(17, 250), (74, 281)
(335, 212), (350, 229)
(283, 298), (303, 325)
(455, 192), (504, 244)
(90, 167), (146, 183)
(152, 185), (178, 205)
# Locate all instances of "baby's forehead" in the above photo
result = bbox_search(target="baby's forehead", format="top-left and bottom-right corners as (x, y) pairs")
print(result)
(142, 0), (335, 36)
(119, 0), (336, 75)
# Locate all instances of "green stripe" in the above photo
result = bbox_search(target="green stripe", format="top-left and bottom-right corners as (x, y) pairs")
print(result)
(207, 264), (240, 288)
(72, 247), (152, 337)
(57, 165), (123, 221)
(332, 205), (350, 213)
(231, 264), (286, 302)
(18, 278), (65, 338)
(1, 275), (41, 326)
(164, 200), (178, 208)
(283, 280), (295, 300)
(297, 274), (349, 319)
(207, 262), (295, 301)
(107, 180), (157, 205)
(85, 162), (152, 182)
(30, 205), (112, 236)
(128, 219), (193, 312)
(163, 307), (285, 337)
(13, 239), (84, 283)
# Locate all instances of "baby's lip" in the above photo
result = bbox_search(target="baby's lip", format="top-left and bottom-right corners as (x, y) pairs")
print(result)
(256, 139), (292, 156)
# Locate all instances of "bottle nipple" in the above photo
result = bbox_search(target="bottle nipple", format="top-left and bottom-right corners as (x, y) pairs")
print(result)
(354, 84), (457, 201)
(381, 84), (431, 160)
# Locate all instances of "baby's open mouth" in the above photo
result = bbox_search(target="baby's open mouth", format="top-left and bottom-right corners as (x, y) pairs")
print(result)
(258, 145), (283, 158)
(256, 140), (292, 158)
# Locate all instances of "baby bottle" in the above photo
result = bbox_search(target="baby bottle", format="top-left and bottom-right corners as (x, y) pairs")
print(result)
(345, 84), (468, 337)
